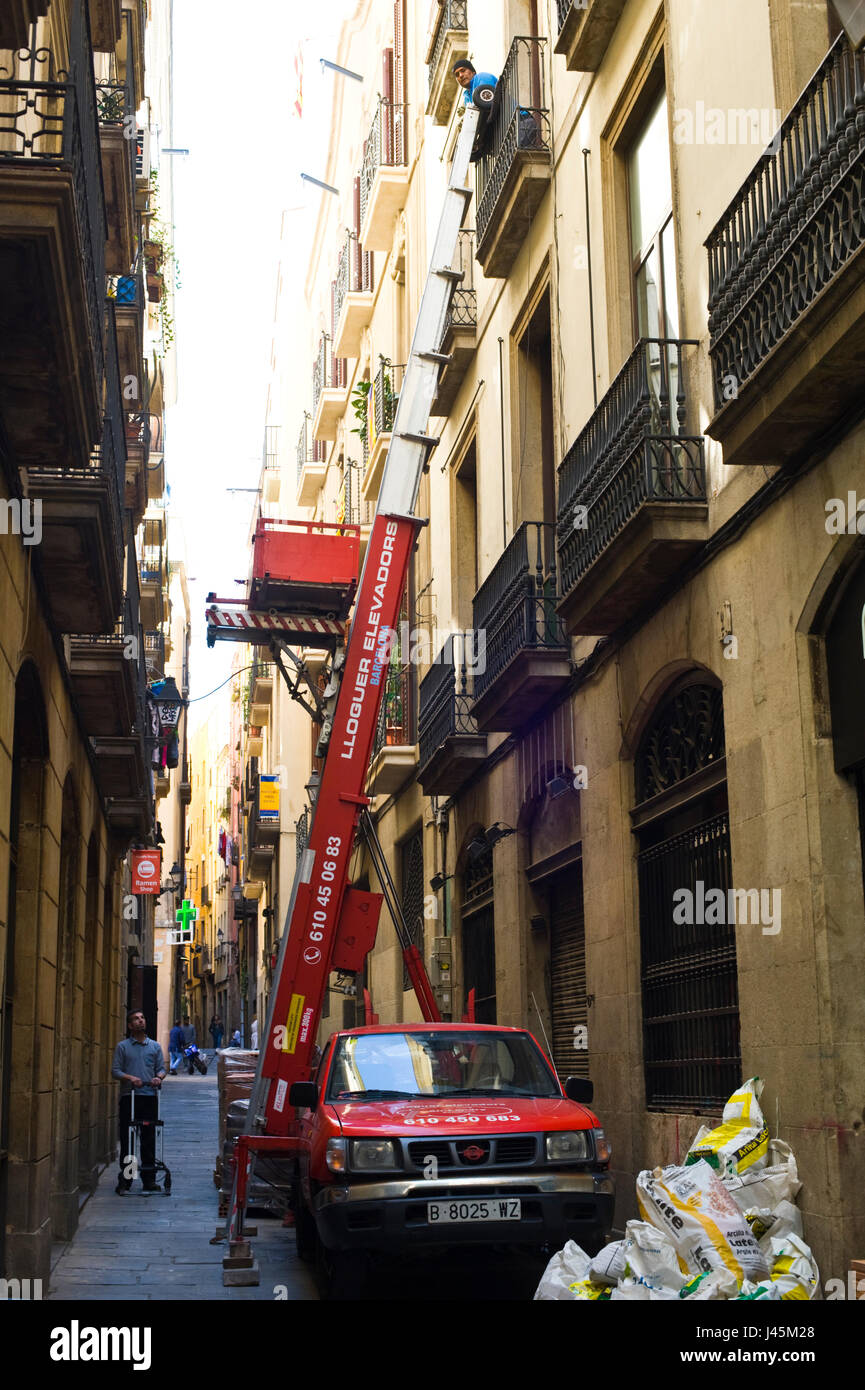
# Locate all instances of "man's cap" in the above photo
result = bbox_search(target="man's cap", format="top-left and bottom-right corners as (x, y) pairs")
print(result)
(453, 58), (475, 74)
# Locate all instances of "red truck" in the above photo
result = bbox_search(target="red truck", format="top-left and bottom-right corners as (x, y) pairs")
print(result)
(289, 1022), (614, 1297)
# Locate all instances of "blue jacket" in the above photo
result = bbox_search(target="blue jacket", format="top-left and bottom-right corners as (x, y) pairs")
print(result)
(464, 71), (498, 105)
(169, 1025), (184, 1050)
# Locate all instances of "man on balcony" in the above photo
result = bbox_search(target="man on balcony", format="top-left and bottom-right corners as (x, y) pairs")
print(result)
(453, 58), (497, 107)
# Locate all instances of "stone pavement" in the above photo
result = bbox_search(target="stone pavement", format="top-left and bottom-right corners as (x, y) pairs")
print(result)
(48, 1068), (318, 1301)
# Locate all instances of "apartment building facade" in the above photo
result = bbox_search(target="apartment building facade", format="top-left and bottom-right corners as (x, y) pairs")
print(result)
(0, 0), (180, 1279)
(259, 0), (865, 1277)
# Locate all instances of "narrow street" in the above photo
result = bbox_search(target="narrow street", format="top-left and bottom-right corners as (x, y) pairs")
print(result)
(48, 1070), (317, 1302)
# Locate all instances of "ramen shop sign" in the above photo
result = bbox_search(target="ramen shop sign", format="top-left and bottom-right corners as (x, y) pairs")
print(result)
(131, 849), (162, 894)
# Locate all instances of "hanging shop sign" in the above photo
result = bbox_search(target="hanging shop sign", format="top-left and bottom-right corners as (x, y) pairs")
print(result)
(131, 849), (162, 894)
(259, 774), (280, 822)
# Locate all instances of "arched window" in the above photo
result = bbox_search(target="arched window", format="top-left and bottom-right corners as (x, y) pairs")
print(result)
(633, 678), (740, 1113)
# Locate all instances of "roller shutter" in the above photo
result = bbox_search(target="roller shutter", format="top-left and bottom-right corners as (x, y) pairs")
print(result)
(549, 865), (588, 1081)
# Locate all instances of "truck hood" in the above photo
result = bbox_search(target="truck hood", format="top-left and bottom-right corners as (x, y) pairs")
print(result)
(328, 1094), (598, 1136)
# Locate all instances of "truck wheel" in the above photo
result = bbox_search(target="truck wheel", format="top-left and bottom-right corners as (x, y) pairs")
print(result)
(315, 1241), (367, 1300)
(295, 1202), (316, 1263)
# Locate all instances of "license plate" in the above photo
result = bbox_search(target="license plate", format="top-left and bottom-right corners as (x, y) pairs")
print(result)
(427, 1198), (521, 1224)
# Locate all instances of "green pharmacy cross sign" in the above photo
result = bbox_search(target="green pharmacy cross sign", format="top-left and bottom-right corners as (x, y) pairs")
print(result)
(167, 898), (197, 947)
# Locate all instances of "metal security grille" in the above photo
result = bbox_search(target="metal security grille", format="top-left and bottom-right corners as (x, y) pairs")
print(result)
(638, 813), (740, 1112)
(462, 846), (495, 1022)
(549, 867), (589, 1082)
(401, 829), (425, 991)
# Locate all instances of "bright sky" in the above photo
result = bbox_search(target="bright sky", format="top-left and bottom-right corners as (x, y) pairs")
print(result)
(165, 0), (357, 709)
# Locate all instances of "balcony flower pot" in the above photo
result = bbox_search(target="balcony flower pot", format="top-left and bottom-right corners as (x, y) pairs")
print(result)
(143, 239), (164, 264)
(146, 272), (163, 303)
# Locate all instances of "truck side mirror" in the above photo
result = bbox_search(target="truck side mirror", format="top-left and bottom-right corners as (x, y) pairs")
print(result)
(564, 1076), (594, 1105)
(289, 1081), (319, 1110)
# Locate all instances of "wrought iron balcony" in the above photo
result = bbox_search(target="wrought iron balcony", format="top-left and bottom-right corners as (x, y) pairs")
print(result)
(0, 11), (107, 472)
(311, 332), (349, 442)
(144, 630), (165, 679)
(426, 0), (469, 126)
(359, 97), (409, 252)
(69, 586), (142, 737)
(296, 411), (326, 505)
(95, 29), (136, 274)
(556, 338), (707, 635)
(368, 659), (417, 796)
(262, 423), (281, 501)
(333, 229), (374, 358)
(124, 407), (150, 522)
(363, 358), (404, 502)
(434, 229), (477, 415)
(25, 300), (125, 633)
(554, 0), (628, 72)
(475, 37), (551, 277)
(418, 633), (487, 795)
(295, 808), (309, 867)
(471, 522), (570, 732)
(705, 34), (865, 467)
(91, 634), (152, 841)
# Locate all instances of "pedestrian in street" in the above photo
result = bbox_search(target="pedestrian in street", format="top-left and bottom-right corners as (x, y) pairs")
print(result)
(168, 1018), (185, 1075)
(209, 1014), (225, 1051)
(182, 1017), (196, 1074)
(250, 1015), (258, 1050)
(229, 1027), (242, 1048)
(112, 1010), (166, 1193)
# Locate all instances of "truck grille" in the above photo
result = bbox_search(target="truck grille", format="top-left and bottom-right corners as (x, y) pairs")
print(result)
(405, 1135), (539, 1170)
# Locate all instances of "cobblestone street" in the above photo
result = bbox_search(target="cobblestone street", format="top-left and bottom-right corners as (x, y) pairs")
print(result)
(48, 1070), (318, 1302)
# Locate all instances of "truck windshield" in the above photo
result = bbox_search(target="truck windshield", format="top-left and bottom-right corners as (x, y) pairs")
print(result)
(325, 1030), (560, 1102)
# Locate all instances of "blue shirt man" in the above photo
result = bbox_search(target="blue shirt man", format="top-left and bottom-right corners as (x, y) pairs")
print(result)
(112, 1021), (166, 1097)
(452, 58), (498, 106)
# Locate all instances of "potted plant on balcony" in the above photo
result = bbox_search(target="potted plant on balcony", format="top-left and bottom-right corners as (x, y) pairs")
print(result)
(349, 379), (371, 449)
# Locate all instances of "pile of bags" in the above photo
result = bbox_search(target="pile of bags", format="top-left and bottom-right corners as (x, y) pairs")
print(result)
(535, 1077), (821, 1301)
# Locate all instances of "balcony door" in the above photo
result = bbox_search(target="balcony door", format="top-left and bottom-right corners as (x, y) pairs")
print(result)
(627, 90), (680, 436)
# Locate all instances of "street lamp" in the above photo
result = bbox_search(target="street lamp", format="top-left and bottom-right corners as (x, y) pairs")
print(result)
(160, 861), (182, 897)
(150, 675), (184, 731)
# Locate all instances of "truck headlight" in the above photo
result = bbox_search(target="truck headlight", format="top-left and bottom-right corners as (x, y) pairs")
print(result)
(593, 1128), (611, 1164)
(326, 1138), (347, 1173)
(545, 1131), (591, 1162)
(350, 1139), (398, 1170)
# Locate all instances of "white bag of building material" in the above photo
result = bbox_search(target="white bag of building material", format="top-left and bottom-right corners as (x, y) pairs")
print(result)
(637, 1160), (770, 1286)
(764, 1232), (821, 1300)
(679, 1268), (740, 1300)
(534, 1241), (593, 1300)
(745, 1199), (803, 1245)
(610, 1280), (651, 1300)
(725, 1139), (801, 1214)
(621, 1220), (685, 1295)
(589, 1240), (627, 1287)
(686, 1077), (769, 1177)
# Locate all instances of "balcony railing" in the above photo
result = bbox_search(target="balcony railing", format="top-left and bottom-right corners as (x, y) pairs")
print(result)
(428, 1), (469, 94)
(95, 39), (136, 197)
(334, 229), (373, 327)
(706, 34), (865, 415)
(312, 332), (347, 416)
(472, 522), (567, 705)
(444, 228), (477, 333)
(295, 808), (309, 867)
(556, 339), (706, 597)
(418, 633), (480, 771)
(0, 9), (107, 386)
(368, 357), (404, 453)
(263, 423), (280, 472)
(555, 0), (572, 24)
(372, 660), (413, 759)
(475, 37), (551, 251)
(296, 412), (325, 487)
(359, 97), (408, 230)
(144, 630), (165, 677)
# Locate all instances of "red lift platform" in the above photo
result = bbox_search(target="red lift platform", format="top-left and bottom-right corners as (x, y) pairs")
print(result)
(206, 518), (360, 649)
(250, 519), (359, 616)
